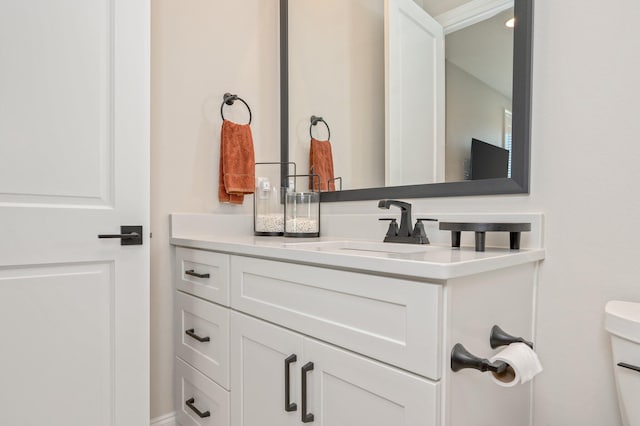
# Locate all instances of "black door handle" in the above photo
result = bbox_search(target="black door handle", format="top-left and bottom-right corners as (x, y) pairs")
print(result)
(98, 226), (143, 245)
(284, 354), (298, 412)
(185, 328), (210, 343)
(98, 233), (139, 239)
(185, 270), (210, 279)
(185, 397), (211, 418)
(301, 362), (314, 423)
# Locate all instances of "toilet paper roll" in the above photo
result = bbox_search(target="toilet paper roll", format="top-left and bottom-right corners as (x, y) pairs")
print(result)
(489, 342), (543, 387)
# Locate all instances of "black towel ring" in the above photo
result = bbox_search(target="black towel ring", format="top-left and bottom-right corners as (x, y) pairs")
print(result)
(309, 115), (331, 141)
(220, 93), (252, 124)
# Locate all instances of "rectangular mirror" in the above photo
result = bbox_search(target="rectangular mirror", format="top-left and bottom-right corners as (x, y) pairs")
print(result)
(279, 0), (533, 201)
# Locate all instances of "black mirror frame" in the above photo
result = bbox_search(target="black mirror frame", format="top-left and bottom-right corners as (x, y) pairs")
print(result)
(280, 0), (533, 201)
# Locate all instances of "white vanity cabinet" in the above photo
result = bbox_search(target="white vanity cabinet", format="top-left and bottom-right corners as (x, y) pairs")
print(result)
(230, 255), (442, 379)
(174, 247), (231, 425)
(230, 310), (438, 426)
(303, 336), (438, 426)
(173, 241), (542, 426)
(230, 311), (303, 426)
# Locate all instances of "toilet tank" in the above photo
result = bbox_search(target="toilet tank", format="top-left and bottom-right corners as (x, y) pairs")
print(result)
(605, 301), (640, 426)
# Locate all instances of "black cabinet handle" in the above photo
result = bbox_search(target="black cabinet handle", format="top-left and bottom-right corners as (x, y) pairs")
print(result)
(618, 362), (640, 373)
(301, 362), (314, 423)
(284, 354), (298, 412)
(185, 328), (210, 343)
(185, 397), (211, 418)
(185, 269), (210, 279)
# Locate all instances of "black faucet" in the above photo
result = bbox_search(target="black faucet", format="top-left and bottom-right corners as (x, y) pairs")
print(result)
(378, 199), (436, 244)
(378, 199), (413, 238)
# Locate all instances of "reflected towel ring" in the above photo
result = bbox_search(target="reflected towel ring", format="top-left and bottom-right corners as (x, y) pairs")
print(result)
(309, 115), (331, 141)
(220, 93), (252, 124)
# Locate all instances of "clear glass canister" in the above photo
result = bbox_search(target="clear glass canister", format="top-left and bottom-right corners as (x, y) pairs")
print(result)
(254, 177), (284, 236)
(284, 191), (320, 237)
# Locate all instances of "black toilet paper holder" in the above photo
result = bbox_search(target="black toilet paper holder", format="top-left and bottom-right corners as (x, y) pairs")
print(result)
(490, 325), (534, 349)
(451, 325), (534, 373)
(451, 343), (508, 374)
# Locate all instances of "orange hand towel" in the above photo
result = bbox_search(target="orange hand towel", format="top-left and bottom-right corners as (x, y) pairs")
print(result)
(218, 119), (255, 204)
(309, 138), (335, 191)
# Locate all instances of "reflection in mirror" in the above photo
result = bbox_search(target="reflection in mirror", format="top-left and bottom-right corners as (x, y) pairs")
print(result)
(444, 5), (514, 182)
(289, 0), (385, 190)
(282, 0), (532, 201)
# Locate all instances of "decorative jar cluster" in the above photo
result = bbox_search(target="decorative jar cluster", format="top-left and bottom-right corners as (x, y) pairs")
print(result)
(253, 163), (320, 238)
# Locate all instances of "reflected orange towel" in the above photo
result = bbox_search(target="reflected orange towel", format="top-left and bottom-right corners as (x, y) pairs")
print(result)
(218, 120), (255, 204)
(309, 138), (335, 191)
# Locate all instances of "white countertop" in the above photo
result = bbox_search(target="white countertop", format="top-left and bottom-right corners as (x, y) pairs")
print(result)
(170, 234), (545, 281)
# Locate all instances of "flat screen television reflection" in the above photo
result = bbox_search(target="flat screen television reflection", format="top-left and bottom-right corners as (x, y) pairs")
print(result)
(470, 138), (509, 180)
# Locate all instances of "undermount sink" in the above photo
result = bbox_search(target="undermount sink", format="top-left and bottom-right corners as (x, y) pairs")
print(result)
(282, 240), (437, 255)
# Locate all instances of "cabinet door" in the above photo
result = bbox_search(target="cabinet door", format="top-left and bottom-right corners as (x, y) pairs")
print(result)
(230, 311), (302, 426)
(303, 338), (440, 426)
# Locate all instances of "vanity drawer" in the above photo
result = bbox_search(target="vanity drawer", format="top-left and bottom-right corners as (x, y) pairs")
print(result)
(175, 357), (230, 426)
(230, 255), (443, 379)
(175, 291), (230, 389)
(176, 247), (230, 306)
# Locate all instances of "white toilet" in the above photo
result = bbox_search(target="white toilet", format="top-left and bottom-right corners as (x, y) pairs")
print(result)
(605, 300), (640, 426)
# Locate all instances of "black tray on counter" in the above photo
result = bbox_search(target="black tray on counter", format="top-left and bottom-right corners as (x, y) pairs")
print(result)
(439, 222), (531, 252)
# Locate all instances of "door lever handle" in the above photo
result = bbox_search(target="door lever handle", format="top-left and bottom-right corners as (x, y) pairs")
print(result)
(98, 226), (143, 245)
(98, 233), (139, 239)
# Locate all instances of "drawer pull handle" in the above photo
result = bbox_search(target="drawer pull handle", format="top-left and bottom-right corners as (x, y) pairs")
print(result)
(301, 362), (314, 423)
(618, 362), (640, 373)
(185, 328), (210, 343)
(284, 354), (298, 412)
(185, 397), (211, 418)
(185, 269), (210, 279)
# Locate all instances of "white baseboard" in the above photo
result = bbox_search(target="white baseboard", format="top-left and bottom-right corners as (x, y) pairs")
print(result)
(151, 412), (177, 426)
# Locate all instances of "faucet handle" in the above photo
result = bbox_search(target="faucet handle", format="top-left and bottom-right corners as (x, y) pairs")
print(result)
(379, 218), (399, 238)
(412, 219), (437, 244)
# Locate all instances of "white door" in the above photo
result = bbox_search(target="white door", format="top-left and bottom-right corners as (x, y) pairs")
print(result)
(230, 311), (302, 426)
(385, 0), (445, 186)
(304, 338), (440, 426)
(0, 1), (149, 425)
